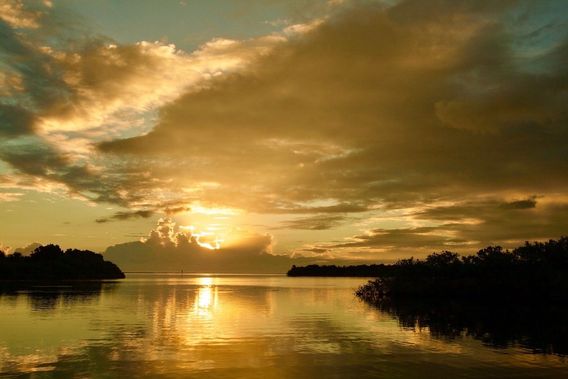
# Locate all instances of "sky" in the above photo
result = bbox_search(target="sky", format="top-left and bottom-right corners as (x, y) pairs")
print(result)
(0, 0), (567, 270)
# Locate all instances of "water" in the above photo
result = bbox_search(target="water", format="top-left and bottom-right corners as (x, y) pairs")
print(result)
(0, 274), (566, 378)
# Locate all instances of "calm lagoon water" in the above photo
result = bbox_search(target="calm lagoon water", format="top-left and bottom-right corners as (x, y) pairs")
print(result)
(0, 274), (566, 378)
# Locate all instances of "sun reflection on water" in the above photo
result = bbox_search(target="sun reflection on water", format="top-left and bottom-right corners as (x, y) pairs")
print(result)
(193, 277), (219, 318)
(2, 276), (567, 378)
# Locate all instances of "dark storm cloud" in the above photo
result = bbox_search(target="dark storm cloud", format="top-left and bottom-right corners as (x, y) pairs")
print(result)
(0, 105), (36, 136)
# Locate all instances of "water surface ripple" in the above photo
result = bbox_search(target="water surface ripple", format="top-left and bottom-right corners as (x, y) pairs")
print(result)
(0, 274), (566, 378)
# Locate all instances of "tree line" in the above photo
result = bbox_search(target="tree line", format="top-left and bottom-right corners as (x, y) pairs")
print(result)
(288, 237), (568, 302)
(0, 244), (125, 280)
(355, 237), (568, 302)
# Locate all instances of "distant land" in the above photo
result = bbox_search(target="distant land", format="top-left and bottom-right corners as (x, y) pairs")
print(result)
(288, 237), (568, 303)
(0, 244), (125, 281)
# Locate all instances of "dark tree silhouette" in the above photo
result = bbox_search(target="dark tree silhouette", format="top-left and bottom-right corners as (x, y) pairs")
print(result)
(425, 251), (460, 267)
(352, 237), (568, 303)
(341, 237), (568, 357)
(287, 264), (396, 277)
(0, 244), (125, 281)
(288, 237), (568, 302)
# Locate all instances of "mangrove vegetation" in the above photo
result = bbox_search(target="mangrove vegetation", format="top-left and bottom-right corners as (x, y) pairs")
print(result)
(355, 237), (568, 303)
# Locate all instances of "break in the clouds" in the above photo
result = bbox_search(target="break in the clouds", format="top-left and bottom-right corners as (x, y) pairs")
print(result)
(1, 0), (568, 263)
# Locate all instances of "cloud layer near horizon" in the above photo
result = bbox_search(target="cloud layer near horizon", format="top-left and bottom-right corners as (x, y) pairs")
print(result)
(1, 0), (568, 261)
(103, 218), (330, 273)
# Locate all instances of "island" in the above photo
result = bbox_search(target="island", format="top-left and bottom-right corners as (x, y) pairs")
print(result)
(287, 237), (568, 304)
(0, 244), (125, 281)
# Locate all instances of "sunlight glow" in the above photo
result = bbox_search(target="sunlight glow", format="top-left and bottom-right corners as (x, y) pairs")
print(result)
(191, 205), (240, 216)
(193, 277), (219, 318)
(180, 225), (224, 250)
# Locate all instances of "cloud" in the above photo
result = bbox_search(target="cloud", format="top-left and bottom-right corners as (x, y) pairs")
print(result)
(414, 197), (541, 222)
(0, 191), (22, 202)
(271, 202), (369, 214)
(2, 0), (568, 258)
(13, 242), (42, 255)
(329, 226), (464, 250)
(103, 218), (295, 272)
(164, 205), (190, 215)
(310, 195), (568, 259)
(95, 0), (568, 256)
(279, 214), (347, 230)
(0, 239), (41, 256)
(0, 0), (326, 215)
(500, 196), (538, 210)
(299, 246), (330, 254)
(0, 136), (135, 204)
(95, 210), (155, 223)
(413, 197), (568, 244)
(0, 243), (11, 254)
(100, 1), (568, 205)
(0, 0), (52, 29)
(0, 105), (35, 136)
(103, 217), (366, 272)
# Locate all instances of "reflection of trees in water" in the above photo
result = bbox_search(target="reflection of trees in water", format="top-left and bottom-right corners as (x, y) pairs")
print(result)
(2, 282), (568, 378)
(377, 299), (568, 356)
(1, 287), (384, 378)
(0, 282), (275, 377)
(0, 282), (119, 311)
